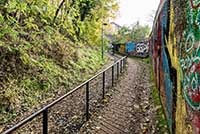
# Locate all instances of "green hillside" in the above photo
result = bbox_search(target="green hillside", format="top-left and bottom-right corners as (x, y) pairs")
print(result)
(0, 0), (119, 124)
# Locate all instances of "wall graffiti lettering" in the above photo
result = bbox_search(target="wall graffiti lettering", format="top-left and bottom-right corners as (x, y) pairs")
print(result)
(190, 0), (200, 10)
(150, 0), (200, 133)
(180, 0), (200, 111)
(181, 42), (200, 110)
(113, 41), (149, 57)
(135, 42), (149, 54)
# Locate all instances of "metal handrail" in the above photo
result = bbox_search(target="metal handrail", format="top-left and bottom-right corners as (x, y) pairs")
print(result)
(3, 56), (127, 134)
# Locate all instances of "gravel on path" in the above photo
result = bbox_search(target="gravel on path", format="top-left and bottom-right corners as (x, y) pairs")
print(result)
(80, 58), (163, 134)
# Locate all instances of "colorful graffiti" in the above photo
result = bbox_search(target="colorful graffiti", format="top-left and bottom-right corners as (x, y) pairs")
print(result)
(180, 0), (200, 111)
(150, 0), (200, 133)
(135, 42), (149, 54)
(181, 0), (200, 132)
(150, 1), (175, 132)
(190, 0), (200, 9)
(126, 42), (135, 53)
(113, 41), (149, 57)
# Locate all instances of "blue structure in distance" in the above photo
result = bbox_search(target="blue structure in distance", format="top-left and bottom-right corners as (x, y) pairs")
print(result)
(125, 42), (135, 53)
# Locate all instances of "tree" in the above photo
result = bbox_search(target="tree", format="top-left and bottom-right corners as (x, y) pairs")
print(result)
(112, 22), (150, 44)
(130, 22), (150, 42)
(0, 0), (120, 125)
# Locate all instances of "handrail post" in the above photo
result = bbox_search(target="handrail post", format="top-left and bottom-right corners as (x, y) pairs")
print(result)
(117, 62), (119, 79)
(123, 58), (126, 70)
(43, 109), (48, 134)
(120, 60), (123, 73)
(86, 82), (89, 121)
(112, 66), (114, 86)
(102, 71), (105, 99)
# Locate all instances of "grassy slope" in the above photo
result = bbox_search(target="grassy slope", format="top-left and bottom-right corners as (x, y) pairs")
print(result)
(0, 45), (106, 125)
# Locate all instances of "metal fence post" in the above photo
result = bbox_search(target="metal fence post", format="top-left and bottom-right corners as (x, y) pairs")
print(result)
(123, 58), (126, 70)
(120, 60), (123, 73)
(43, 109), (48, 134)
(102, 71), (105, 99)
(86, 82), (89, 121)
(112, 66), (114, 86)
(117, 62), (119, 79)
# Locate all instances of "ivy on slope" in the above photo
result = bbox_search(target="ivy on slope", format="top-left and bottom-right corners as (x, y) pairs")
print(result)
(0, 0), (119, 126)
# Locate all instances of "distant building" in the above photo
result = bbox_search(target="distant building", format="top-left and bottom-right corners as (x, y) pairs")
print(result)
(105, 22), (122, 43)
(110, 22), (122, 34)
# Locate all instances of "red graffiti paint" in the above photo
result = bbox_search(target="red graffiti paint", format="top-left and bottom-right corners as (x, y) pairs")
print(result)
(190, 89), (200, 103)
(150, 0), (200, 133)
(190, 0), (200, 10)
(188, 62), (200, 103)
(192, 113), (200, 128)
(194, 63), (200, 73)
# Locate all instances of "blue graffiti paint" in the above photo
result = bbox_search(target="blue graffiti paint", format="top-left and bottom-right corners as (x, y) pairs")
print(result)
(161, 1), (173, 131)
(126, 42), (135, 53)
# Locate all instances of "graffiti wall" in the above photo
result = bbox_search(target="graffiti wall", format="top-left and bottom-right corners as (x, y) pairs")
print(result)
(113, 41), (149, 57)
(135, 42), (149, 53)
(126, 42), (136, 53)
(150, 0), (200, 133)
(128, 42), (149, 57)
(181, 0), (200, 133)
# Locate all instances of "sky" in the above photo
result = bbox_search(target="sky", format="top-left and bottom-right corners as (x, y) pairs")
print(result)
(114, 0), (160, 28)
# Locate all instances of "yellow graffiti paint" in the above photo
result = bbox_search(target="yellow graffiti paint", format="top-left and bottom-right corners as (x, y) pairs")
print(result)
(167, 1), (187, 133)
(119, 44), (125, 54)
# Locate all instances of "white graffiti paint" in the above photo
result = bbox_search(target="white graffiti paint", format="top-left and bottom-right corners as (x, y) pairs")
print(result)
(185, 33), (195, 53)
(180, 42), (200, 89)
(195, 10), (200, 28)
(180, 38), (200, 110)
(136, 43), (149, 53)
(180, 36), (200, 70)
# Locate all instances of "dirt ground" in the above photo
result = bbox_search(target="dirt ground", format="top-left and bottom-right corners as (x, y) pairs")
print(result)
(79, 58), (169, 134)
